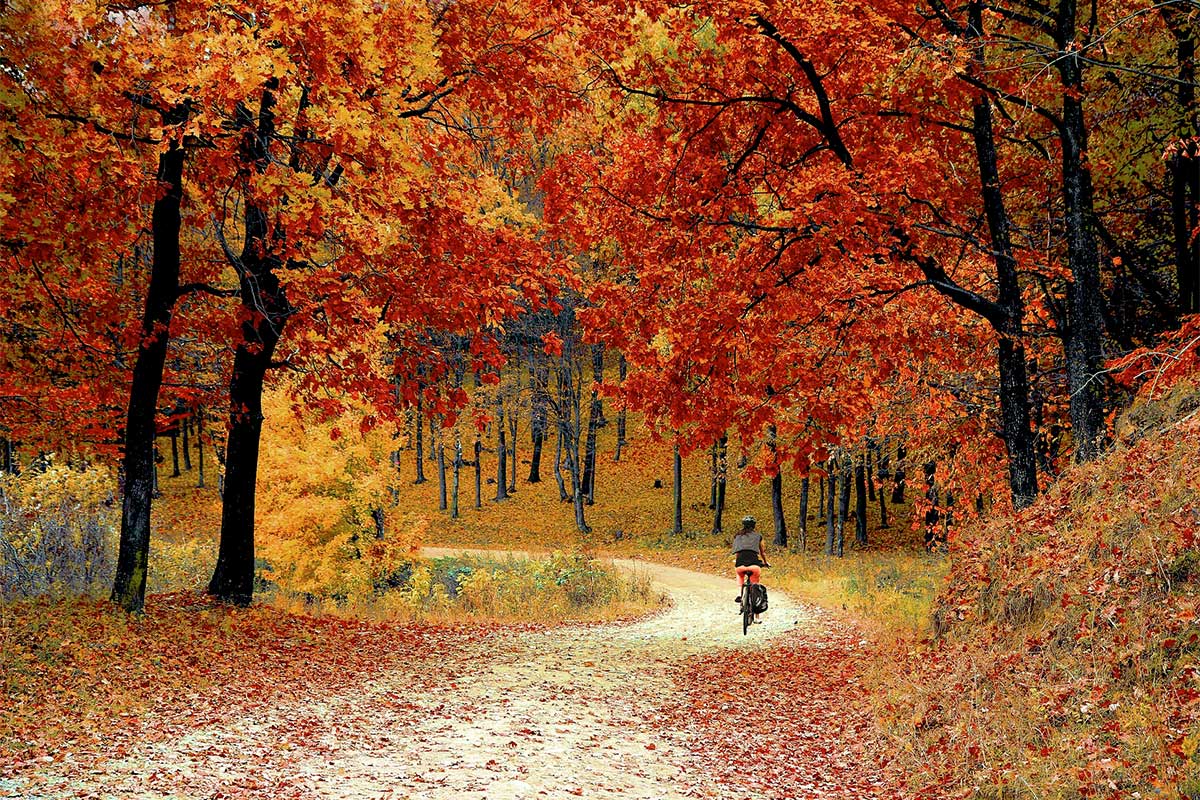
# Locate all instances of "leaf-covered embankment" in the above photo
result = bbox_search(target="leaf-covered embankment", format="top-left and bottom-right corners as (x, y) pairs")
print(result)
(880, 380), (1200, 797)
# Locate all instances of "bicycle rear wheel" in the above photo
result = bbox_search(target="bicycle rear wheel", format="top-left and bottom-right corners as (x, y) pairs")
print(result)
(742, 580), (753, 635)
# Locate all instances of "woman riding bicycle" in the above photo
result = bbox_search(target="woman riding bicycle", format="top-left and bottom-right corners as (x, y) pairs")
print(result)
(732, 515), (768, 622)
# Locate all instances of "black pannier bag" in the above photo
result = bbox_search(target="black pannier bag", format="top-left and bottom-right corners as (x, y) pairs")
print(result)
(752, 584), (769, 613)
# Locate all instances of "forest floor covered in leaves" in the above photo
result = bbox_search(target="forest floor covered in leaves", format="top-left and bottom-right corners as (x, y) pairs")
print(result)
(1, 559), (904, 800)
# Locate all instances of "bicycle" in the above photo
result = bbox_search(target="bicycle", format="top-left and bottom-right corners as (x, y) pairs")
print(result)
(738, 563), (769, 635)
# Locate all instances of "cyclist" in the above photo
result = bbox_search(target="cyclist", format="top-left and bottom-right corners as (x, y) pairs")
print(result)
(732, 515), (769, 622)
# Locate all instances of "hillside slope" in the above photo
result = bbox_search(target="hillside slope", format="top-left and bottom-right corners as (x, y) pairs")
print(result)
(879, 383), (1200, 798)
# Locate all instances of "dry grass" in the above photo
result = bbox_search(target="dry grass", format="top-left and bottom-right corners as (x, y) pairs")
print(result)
(876, 382), (1200, 799)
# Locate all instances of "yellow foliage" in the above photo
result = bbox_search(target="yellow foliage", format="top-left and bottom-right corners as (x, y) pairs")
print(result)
(254, 389), (420, 601)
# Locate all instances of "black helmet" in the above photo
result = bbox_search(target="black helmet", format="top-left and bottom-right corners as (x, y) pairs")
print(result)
(741, 515), (756, 529)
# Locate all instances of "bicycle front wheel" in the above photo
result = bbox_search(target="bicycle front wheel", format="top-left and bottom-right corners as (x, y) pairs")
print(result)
(742, 582), (753, 635)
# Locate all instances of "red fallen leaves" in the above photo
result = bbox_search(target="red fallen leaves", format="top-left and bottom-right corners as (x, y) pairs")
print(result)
(659, 611), (910, 800)
(0, 592), (488, 776)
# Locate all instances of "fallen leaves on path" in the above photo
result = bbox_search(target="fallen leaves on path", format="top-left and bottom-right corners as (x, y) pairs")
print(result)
(0, 592), (482, 780)
(662, 608), (908, 800)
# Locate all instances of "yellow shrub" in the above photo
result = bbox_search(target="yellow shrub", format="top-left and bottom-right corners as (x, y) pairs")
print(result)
(253, 389), (420, 602)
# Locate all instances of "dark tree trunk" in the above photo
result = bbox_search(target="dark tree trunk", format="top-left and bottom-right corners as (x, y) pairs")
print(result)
(909, 3), (1042, 507)
(196, 409), (205, 489)
(474, 435), (482, 509)
(1056, 0), (1107, 462)
(556, 357), (589, 534)
(1165, 10), (1200, 315)
(968, 75), (1040, 506)
(672, 443), (683, 536)
(837, 461), (851, 558)
(112, 143), (185, 614)
(181, 419), (192, 471)
(892, 443), (906, 504)
(450, 431), (461, 519)
(495, 392), (509, 501)
(371, 507), (385, 540)
(613, 353), (628, 462)
(711, 434), (727, 535)
(825, 460), (837, 557)
(771, 470), (787, 548)
(507, 408), (517, 495)
(581, 345), (603, 505)
(878, 475), (889, 529)
(208, 86), (290, 607)
(436, 431), (448, 511)
(854, 459), (868, 546)
(414, 389), (427, 484)
(708, 442), (718, 509)
(528, 360), (548, 482)
(798, 476), (810, 553)
(865, 446), (875, 501)
(169, 430), (181, 477)
(553, 427), (568, 502)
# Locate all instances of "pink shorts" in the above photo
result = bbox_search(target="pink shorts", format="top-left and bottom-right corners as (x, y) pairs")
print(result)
(735, 565), (762, 585)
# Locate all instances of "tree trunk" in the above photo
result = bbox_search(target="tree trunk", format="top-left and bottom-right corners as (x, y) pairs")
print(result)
(208, 86), (290, 607)
(672, 443), (683, 536)
(557, 359), (589, 533)
(181, 418), (192, 471)
(865, 446), (875, 502)
(967, 66), (1040, 506)
(528, 359), (548, 482)
(581, 345), (603, 505)
(436, 430), (448, 511)
(413, 390), (427, 484)
(825, 460), (837, 557)
(111, 143), (185, 614)
(613, 353), (628, 462)
(474, 435), (483, 509)
(560, 415), (588, 533)
(711, 434), (727, 535)
(837, 461), (851, 558)
(169, 430), (181, 477)
(1167, 18), (1200, 315)
(708, 442), (718, 509)
(771, 469), (787, 548)
(495, 392), (509, 501)
(552, 427), (568, 500)
(892, 443), (906, 504)
(1056, 0), (1107, 462)
(196, 409), (205, 489)
(450, 430), (461, 519)
(798, 476), (809, 553)
(878, 474), (889, 529)
(507, 407), (517, 495)
(854, 458), (868, 547)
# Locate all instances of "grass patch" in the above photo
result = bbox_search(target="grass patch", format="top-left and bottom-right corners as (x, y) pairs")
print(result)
(268, 551), (663, 624)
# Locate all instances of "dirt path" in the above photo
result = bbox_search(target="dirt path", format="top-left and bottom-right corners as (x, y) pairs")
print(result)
(10, 553), (813, 800)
